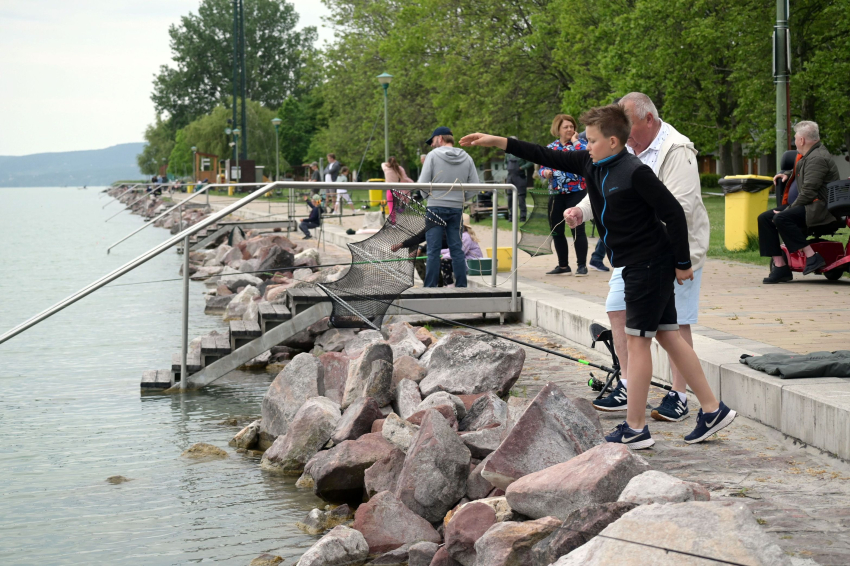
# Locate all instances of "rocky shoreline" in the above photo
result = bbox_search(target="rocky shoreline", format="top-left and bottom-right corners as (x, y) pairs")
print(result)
(107, 186), (797, 566)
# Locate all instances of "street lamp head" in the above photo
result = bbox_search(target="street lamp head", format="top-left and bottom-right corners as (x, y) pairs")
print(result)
(271, 117), (282, 127)
(191, 146), (197, 152)
(377, 72), (393, 86)
(224, 127), (232, 135)
(233, 128), (241, 136)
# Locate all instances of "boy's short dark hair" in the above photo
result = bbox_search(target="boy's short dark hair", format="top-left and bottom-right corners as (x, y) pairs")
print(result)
(580, 104), (631, 146)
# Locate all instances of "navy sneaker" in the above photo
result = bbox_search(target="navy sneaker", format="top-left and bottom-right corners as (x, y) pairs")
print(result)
(606, 421), (655, 450)
(684, 402), (737, 444)
(589, 259), (609, 272)
(592, 380), (628, 412)
(651, 392), (690, 422)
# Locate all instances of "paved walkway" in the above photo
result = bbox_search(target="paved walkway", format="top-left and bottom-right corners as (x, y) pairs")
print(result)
(179, 192), (848, 355)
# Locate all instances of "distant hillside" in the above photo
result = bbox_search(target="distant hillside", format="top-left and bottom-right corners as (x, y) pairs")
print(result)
(0, 143), (146, 187)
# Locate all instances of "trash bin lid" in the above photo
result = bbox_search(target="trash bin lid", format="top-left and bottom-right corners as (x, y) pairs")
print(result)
(719, 175), (774, 194)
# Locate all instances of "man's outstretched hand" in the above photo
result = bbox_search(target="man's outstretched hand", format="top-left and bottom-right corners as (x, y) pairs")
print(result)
(459, 133), (508, 150)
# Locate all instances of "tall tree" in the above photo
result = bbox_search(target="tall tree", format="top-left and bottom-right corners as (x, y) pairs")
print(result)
(151, 0), (318, 130)
(137, 116), (176, 176)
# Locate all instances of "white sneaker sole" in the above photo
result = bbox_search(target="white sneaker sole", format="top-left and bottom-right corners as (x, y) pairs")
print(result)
(593, 404), (628, 412)
(624, 438), (655, 450)
(684, 410), (737, 444)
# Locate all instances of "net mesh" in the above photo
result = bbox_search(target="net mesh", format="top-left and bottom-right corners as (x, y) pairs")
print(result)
(518, 189), (553, 257)
(317, 189), (445, 329)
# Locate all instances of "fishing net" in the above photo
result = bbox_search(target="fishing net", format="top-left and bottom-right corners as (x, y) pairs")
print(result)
(518, 189), (554, 256)
(316, 190), (446, 330)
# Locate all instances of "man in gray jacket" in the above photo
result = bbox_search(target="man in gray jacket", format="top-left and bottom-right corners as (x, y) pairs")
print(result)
(419, 126), (480, 287)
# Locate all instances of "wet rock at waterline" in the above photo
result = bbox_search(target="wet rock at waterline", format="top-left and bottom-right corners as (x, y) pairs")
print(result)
(296, 525), (370, 566)
(353, 490), (441, 553)
(260, 396), (341, 475)
(106, 475), (132, 484)
(181, 443), (227, 458)
(229, 419), (260, 450)
(306, 432), (395, 504)
(248, 553), (283, 566)
(260, 353), (322, 445)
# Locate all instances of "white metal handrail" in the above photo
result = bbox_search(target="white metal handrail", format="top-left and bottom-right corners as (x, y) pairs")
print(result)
(105, 182), (269, 254)
(0, 181), (518, 391)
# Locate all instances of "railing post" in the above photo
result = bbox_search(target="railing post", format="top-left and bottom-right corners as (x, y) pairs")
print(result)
(180, 234), (190, 391)
(491, 190), (498, 286)
(511, 188), (518, 311)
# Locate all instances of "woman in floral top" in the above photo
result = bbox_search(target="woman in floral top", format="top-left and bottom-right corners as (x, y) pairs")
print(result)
(538, 114), (589, 276)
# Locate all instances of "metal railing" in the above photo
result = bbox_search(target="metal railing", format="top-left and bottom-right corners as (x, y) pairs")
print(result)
(0, 181), (518, 391)
(102, 183), (144, 208)
(105, 182), (270, 254)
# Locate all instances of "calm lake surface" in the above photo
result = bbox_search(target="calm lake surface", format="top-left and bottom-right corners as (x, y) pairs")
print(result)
(0, 187), (322, 565)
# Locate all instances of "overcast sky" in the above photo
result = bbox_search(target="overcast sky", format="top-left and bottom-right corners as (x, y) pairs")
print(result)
(0, 0), (333, 156)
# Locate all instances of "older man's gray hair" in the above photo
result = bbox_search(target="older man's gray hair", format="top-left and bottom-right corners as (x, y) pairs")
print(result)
(620, 92), (660, 121)
(794, 120), (820, 141)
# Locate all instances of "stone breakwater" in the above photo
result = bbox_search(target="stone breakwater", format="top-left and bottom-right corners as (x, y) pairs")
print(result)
(105, 188), (795, 565)
(229, 324), (793, 566)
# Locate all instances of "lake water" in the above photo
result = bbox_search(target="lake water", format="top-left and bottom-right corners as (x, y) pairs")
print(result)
(0, 187), (322, 565)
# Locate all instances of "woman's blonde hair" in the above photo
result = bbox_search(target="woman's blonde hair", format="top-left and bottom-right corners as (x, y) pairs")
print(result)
(550, 114), (578, 138)
(462, 213), (479, 243)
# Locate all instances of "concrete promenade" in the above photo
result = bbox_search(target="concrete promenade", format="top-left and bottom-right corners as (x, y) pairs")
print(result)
(175, 193), (850, 461)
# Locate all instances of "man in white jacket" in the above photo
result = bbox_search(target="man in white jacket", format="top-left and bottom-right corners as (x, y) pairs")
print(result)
(565, 93), (710, 422)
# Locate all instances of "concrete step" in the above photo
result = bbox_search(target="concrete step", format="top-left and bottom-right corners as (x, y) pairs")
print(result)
(141, 369), (173, 390)
(200, 332), (232, 366)
(229, 320), (262, 350)
(258, 303), (291, 333)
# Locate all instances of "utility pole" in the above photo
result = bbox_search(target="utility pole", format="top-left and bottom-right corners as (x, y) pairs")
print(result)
(231, 0), (239, 165)
(774, 0), (791, 170)
(239, 0), (248, 160)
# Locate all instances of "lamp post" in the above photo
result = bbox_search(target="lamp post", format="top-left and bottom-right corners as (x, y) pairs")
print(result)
(271, 117), (282, 182)
(377, 73), (393, 163)
(233, 128), (241, 184)
(191, 145), (197, 180)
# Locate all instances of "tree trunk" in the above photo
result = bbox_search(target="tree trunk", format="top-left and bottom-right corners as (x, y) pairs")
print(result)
(732, 142), (744, 175)
(717, 141), (733, 177)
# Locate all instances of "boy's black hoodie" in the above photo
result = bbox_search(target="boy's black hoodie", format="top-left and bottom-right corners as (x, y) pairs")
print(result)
(506, 139), (691, 269)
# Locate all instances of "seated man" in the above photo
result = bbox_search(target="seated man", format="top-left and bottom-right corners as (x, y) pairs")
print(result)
(759, 121), (840, 283)
(299, 194), (323, 240)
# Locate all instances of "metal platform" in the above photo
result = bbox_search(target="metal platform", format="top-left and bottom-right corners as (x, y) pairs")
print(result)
(285, 286), (521, 318)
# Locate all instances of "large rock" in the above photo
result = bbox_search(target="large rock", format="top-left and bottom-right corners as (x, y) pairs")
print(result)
(386, 322), (427, 359)
(342, 343), (394, 409)
(568, 396), (605, 435)
(444, 501), (497, 566)
(369, 544), (413, 565)
(417, 391), (467, 420)
(459, 426), (503, 459)
(617, 470), (711, 505)
(394, 378), (422, 420)
(306, 432), (395, 504)
(466, 455), (496, 500)
(204, 293), (234, 315)
(394, 355), (427, 384)
(260, 353), (322, 445)
(473, 517), (561, 566)
(418, 334), (525, 397)
(331, 396), (382, 444)
(364, 447), (406, 499)
(296, 525), (369, 566)
(394, 409), (471, 523)
(408, 541), (440, 566)
(353, 490), (441, 553)
(315, 328), (359, 353)
(229, 419), (260, 449)
(459, 392), (507, 431)
(406, 405), (458, 430)
(418, 330), (469, 369)
(223, 285), (260, 320)
(256, 245), (294, 273)
(551, 501), (793, 566)
(221, 272), (263, 291)
(530, 502), (638, 566)
(428, 547), (462, 566)
(505, 443), (650, 520)
(482, 382), (603, 490)
(344, 329), (387, 358)
(319, 352), (350, 405)
(381, 413), (420, 453)
(261, 397), (340, 474)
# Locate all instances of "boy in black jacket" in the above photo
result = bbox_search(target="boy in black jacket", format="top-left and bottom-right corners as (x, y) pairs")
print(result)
(460, 105), (735, 449)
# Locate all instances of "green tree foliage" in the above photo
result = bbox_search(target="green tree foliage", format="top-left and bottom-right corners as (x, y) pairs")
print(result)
(182, 98), (289, 175)
(276, 89), (324, 170)
(137, 116), (176, 176)
(167, 129), (193, 177)
(151, 0), (317, 130)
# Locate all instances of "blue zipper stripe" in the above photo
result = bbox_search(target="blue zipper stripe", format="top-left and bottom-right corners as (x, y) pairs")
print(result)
(600, 169), (612, 264)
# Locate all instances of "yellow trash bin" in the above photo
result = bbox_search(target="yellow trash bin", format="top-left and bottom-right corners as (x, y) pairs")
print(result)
(186, 185), (194, 194)
(719, 175), (773, 251)
(486, 247), (513, 272)
(366, 179), (386, 207)
(228, 185), (235, 196)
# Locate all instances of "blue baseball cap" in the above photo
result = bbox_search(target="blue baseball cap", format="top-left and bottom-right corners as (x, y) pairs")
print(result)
(425, 126), (453, 145)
